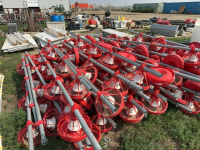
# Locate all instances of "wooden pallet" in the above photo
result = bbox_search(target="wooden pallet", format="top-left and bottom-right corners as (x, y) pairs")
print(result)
(178, 6), (186, 14)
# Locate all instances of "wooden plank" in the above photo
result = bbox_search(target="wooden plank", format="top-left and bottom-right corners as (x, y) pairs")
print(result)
(178, 6), (186, 14)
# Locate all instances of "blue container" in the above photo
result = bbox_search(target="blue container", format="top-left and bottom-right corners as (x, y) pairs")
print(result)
(79, 23), (82, 28)
(51, 15), (59, 21)
(59, 15), (65, 21)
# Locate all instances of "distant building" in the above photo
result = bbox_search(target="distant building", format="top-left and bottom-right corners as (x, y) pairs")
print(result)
(0, 0), (70, 13)
(133, 3), (164, 13)
(71, 1), (93, 9)
(163, 1), (200, 14)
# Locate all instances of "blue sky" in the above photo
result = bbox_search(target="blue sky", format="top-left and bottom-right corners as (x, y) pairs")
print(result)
(69, 0), (200, 6)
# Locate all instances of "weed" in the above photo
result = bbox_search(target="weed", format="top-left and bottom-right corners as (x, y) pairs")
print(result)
(7, 98), (13, 102)
(99, 135), (107, 150)
(4, 105), (7, 109)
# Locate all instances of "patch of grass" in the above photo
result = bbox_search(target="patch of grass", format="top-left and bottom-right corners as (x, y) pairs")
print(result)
(0, 25), (9, 32)
(37, 137), (71, 150)
(0, 52), (23, 102)
(119, 28), (150, 35)
(0, 36), (6, 50)
(0, 109), (27, 150)
(166, 37), (191, 42)
(120, 104), (200, 150)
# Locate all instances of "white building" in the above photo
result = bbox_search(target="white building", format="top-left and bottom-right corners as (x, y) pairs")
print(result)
(0, 0), (70, 13)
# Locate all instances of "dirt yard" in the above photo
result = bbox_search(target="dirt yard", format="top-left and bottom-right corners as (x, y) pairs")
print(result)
(74, 10), (200, 20)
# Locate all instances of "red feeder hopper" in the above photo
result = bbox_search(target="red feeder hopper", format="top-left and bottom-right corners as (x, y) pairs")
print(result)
(162, 54), (184, 70)
(73, 124), (101, 150)
(144, 59), (159, 66)
(143, 66), (175, 115)
(171, 70), (183, 87)
(44, 77), (65, 101)
(133, 45), (149, 59)
(132, 32), (144, 42)
(67, 47), (80, 66)
(43, 46), (60, 61)
(59, 99), (85, 120)
(183, 45), (200, 67)
(180, 94), (200, 115)
(146, 66), (175, 86)
(120, 36), (131, 48)
(149, 38), (167, 53)
(184, 66), (200, 76)
(99, 49), (118, 69)
(91, 114), (113, 133)
(41, 66), (54, 81)
(116, 52), (137, 67)
(20, 74), (40, 91)
(76, 35), (87, 48)
(126, 63), (150, 91)
(55, 59), (74, 78)
(43, 108), (60, 137)
(60, 40), (72, 54)
(18, 122), (41, 147)
(65, 71), (92, 100)
(164, 87), (187, 105)
(141, 89), (168, 115)
(80, 60), (94, 69)
(38, 97), (53, 114)
(109, 34), (118, 40)
(57, 104), (92, 142)
(85, 34), (97, 44)
(95, 87), (124, 118)
(102, 70), (128, 96)
(16, 62), (25, 75)
(109, 41), (121, 52)
(18, 92), (30, 111)
(41, 39), (52, 52)
(119, 95), (145, 124)
(60, 91), (93, 110)
(83, 45), (102, 59)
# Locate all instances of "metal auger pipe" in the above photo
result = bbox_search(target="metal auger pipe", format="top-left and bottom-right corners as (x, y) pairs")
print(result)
(128, 30), (192, 47)
(25, 52), (62, 114)
(148, 88), (168, 102)
(167, 98), (192, 113)
(118, 39), (200, 52)
(66, 31), (163, 78)
(38, 51), (102, 150)
(130, 100), (148, 116)
(24, 57), (48, 145)
(182, 86), (200, 97)
(25, 87), (34, 150)
(21, 56), (37, 122)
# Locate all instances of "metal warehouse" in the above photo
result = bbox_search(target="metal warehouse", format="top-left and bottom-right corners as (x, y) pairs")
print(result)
(163, 1), (200, 14)
(133, 3), (164, 13)
(0, 0), (70, 12)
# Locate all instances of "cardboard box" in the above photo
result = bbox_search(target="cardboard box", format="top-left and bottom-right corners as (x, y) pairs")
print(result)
(127, 22), (135, 28)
